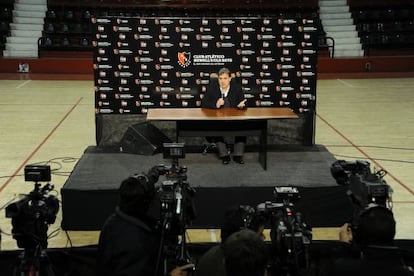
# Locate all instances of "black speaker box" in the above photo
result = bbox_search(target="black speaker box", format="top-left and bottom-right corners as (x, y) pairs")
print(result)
(120, 122), (172, 155)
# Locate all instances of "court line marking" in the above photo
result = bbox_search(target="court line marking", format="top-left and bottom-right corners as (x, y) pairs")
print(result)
(0, 97), (84, 193)
(336, 79), (355, 88)
(317, 113), (414, 197)
(16, 80), (31, 89)
(208, 229), (217, 242)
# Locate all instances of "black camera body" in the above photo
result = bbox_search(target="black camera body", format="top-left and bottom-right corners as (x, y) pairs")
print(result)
(155, 143), (195, 233)
(330, 160), (371, 186)
(5, 165), (59, 249)
(242, 187), (312, 276)
(330, 160), (392, 222)
(158, 167), (192, 235)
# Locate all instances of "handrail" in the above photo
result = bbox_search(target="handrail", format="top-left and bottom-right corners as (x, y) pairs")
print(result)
(326, 36), (335, 58)
(318, 35), (335, 58)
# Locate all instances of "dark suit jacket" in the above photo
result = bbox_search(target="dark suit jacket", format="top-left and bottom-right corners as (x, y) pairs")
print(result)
(201, 77), (244, 109)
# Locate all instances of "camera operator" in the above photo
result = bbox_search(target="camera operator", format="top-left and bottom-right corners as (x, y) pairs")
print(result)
(97, 169), (194, 276)
(331, 205), (414, 276)
(196, 206), (265, 276)
(324, 159), (413, 275)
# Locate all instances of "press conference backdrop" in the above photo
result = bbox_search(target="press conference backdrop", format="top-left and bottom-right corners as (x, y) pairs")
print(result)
(92, 16), (318, 145)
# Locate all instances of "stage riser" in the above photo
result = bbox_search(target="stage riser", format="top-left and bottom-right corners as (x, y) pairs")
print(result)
(62, 186), (352, 231)
(61, 145), (350, 230)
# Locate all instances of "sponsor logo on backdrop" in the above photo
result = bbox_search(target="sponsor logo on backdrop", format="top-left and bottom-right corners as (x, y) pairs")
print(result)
(178, 52), (191, 68)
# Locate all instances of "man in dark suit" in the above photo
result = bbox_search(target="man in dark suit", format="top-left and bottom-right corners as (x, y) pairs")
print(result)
(201, 67), (247, 164)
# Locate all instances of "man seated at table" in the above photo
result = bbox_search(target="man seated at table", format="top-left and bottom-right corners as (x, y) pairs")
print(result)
(201, 67), (247, 165)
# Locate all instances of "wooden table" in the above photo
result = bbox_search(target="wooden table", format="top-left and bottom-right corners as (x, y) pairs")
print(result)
(147, 107), (298, 169)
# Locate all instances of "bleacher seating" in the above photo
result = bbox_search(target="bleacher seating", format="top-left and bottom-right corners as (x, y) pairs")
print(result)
(46, 0), (319, 9)
(38, 0), (320, 56)
(350, 0), (414, 55)
(40, 6), (94, 53)
(0, 1), (13, 55)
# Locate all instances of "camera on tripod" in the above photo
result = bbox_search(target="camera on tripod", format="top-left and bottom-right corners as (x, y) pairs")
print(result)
(5, 165), (59, 250)
(240, 186), (312, 276)
(156, 143), (195, 233)
(150, 143), (196, 274)
(330, 160), (393, 221)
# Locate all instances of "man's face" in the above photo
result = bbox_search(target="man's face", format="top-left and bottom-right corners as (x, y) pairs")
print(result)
(218, 73), (231, 89)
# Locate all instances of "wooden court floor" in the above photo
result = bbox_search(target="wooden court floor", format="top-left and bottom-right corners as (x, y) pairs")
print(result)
(0, 74), (413, 250)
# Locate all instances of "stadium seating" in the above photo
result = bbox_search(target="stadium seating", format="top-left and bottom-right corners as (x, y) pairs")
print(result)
(40, 5), (94, 53)
(38, 0), (319, 56)
(0, 3), (13, 55)
(350, 0), (414, 55)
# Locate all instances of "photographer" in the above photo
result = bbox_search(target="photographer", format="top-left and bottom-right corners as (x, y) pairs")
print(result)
(97, 171), (194, 276)
(332, 205), (414, 276)
(325, 160), (414, 275)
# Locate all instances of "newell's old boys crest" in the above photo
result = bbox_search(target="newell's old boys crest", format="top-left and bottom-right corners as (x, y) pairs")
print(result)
(177, 52), (191, 68)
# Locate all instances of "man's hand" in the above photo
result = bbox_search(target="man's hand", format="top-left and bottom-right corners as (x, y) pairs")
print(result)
(216, 97), (225, 108)
(170, 264), (195, 276)
(339, 223), (353, 243)
(237, 99), (247, 109)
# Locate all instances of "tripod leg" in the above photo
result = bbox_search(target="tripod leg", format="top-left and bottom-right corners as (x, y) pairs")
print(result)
(44, 264), (56, 276)
(39, 251), (56, 276)
(12, 251), (26, 276)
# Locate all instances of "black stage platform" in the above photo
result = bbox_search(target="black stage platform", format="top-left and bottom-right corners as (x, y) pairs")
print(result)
(61, 145), (353, 230)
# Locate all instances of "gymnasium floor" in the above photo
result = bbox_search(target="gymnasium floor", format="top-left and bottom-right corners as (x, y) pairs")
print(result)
(0, 75), (413, 250)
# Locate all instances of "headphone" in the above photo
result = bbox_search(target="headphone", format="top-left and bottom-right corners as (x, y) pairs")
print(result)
(130, 173), (151, 191)
(129, 173), (156, 205)
(130, 173), (156, 198)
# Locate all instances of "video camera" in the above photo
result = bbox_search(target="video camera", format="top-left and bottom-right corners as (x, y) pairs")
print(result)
(5, 165), (59, 249)
(149, 143), (196, 275)
(330, 160), (392, 221)
(242, 186), (312, 276)
(150, 143), (196, 234)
